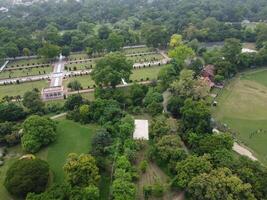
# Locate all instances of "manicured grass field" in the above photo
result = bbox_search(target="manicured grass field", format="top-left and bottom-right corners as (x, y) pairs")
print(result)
(123, 47), (154, 54)
(7, 58), (49, 67)
(63, 66), (162, 90)
(130, 66), (161, 81)
(43, 119), (98, 183)
(213, 68), (267, 165)
(0, 66), (52, 80)
(63, 75), (95, 88)
(0, 80), (48, 99)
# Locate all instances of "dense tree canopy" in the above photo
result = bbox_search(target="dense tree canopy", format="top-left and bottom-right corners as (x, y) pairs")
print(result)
(21, 115), (57, 153)
(4, 158), (49, 197)
(92, 52), (132, 87)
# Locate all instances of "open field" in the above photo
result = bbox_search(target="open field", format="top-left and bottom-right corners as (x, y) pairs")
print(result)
(0, 80), (48, 99)
(212, 68), (267, 165)
(0, 66), (52, 80)
(0, 118), (99, 198)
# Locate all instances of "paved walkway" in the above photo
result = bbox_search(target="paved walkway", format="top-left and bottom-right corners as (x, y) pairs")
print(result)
(233, 142), (258, 161)
(50, 54), (65, 87)
(0, 61), (9, 72)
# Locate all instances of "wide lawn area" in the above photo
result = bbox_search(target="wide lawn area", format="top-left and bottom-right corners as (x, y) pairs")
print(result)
(212, 68), (267, 165)
(0, 80), (48, 99)
(63, 66), (162, 89)
(42, 119), (99, 183)
(0, 66), (52, 80)
(0, 118), (99, 199)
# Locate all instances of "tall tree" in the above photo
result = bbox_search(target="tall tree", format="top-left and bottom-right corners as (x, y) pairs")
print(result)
(63, 153), (100, 187)
(91, 52), (132, 87)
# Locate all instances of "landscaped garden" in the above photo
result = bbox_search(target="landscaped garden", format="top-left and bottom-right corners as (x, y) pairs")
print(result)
(212, 67), (267, 165)
(0, 80), (48, 99)
(0, 117), (98, 199)
(0, 66), (52, 80)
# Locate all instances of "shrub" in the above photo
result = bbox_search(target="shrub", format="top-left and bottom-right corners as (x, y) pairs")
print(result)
(4, 158), (49, 197)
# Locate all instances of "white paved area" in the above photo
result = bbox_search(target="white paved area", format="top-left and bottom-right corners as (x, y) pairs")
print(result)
(233, 142), (258, 161)
(133, 119), (149, 140)
(0, 61), (9, 72)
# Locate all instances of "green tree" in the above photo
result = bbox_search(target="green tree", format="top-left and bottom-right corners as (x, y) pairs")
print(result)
(79, 104), (90, 123)
(168, 45), (195, 66)
(188, 168), (256, 200)
(63, 153), (100, 187)
(61, 46), (70, 57)
(142, 25), (168, 48)
(23, 89), (45, 113)
(172, 155), (212, 189)
(91, 52), (132, 87)
(0, 102), (26, 122)
(67, 80), (82, 91)
(91, 129), (112, 157)
(196, 133), (234, 154)
(4, 158), (49, 197)
(222, 38), (242, 64)
(22, 48), (31, 57)
(181, 98), (211, 136)
(21, 115), (57, 153)
(98, 25), (111, 40)
(149, 116), (171, 140)
(64, 94), (83, 110)
(106, 32), (124, 52)
(38, 43), (61, 59)
(5, 42), (19, 58)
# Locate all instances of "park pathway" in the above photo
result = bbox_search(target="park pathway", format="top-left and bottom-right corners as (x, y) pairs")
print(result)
(50, 54), (65, 87)
(233, 142), (258, 161)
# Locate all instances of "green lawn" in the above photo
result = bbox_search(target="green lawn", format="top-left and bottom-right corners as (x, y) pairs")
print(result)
(122, 47), (154, 54)
(7, 58), (50, 68)
(43, 119), (98, 183)
(63, 66), (162, 89)
(130, 66), (161, 81)
(213, 68), (267, 165)
(0, 66), (52, 80)
(0, 80), (48, 99)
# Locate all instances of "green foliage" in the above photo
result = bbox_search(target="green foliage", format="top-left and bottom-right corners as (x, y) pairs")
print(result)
(129, 83), (148, 106)
(142, 25), (168, 48)
(106, 32), (124, 52)
(152, 135), (187, 172)
(61, 46), (70, 57)
(21, 115), (57, 153)
(63, 153), (100, 187)
(172, 155), (212, 189)
(196, 133), (234, 154)
(92, 52), (132, 87)
(4, 158), (49, 197)
(167, 96), (184, 118)
(38, 43), (61, 59)
(181, 98), (211, 136)
(91, 129), (112, 157)
(64, 94), (83, 110)
(222, 38), (242, 64)
(118, 115), (135, 140)
(23, 89), (45, 113)
(188, 168), (256, 200)
(0, 102), (26, 122)
(149, 116), (171, 140)
(67, 80), (82, 91)
(168, 45), (195, 66)
(140, 160), (148, 173)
